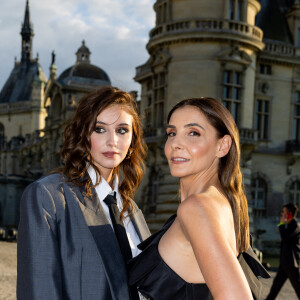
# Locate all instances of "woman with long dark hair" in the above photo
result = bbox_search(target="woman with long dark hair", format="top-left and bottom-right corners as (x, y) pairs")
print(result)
(17, 86), (150, 300)
(129, 97), (269, 300)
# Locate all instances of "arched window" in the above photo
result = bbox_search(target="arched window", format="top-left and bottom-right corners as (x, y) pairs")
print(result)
(251, 177), (267, 217)
(289, 180), (300, 208)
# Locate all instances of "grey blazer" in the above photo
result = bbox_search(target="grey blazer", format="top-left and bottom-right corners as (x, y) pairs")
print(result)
(17, 173), (150, 300)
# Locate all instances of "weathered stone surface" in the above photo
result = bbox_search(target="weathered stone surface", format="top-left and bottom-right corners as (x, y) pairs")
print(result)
(0, 241), (17, 300)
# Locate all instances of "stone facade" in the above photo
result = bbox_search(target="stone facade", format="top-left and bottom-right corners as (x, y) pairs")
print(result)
(135, 0), (300, 255)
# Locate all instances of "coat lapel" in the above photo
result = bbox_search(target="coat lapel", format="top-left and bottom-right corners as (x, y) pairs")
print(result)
(63, 182), (131, 300)
(130, 202), (151, 241)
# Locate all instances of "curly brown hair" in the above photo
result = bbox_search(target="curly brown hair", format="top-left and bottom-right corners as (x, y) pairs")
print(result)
(167, 97), (250, 253)
(59, 86), (147, 219)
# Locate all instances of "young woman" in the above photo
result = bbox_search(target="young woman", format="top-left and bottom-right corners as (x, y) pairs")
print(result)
(17, 86), (150, 300)
(129, 98), (269, 300)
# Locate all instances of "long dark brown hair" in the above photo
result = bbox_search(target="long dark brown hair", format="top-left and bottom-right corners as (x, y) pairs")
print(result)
(167, 97), (250, 252)
(59, 86), (147, 218)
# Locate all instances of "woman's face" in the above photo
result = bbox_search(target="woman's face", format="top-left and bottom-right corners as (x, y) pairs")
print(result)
(165, 105), (221, 179)
(90, 105), (133, 180)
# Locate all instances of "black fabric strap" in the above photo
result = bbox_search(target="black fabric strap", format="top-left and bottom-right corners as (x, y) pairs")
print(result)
(103, 193), (139, 300)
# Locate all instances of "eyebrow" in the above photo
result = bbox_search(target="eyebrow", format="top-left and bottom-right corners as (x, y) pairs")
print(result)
(166, 123), (205, 130)
(96, 121), (131, 126)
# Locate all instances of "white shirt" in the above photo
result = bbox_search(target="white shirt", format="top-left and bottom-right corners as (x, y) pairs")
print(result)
(87, 166), (141, 258)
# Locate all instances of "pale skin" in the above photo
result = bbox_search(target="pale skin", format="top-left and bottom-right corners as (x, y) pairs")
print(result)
(159, 105), (253, 300)
(90, 104), (133, 186)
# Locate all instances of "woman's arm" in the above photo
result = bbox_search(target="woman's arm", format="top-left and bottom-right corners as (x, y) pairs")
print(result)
(177, 196), (253, 300)
(17, 181), (63, 300)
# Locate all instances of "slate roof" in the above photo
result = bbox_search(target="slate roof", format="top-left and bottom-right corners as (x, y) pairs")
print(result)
(0, 61), (47, 103)
(256, 0), (294, 44)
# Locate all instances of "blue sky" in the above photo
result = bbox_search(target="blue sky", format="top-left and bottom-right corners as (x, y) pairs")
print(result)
(0, 0), (156, 95)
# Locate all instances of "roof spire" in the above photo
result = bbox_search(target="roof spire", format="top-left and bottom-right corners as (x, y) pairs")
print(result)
(21, 0), (34, 63)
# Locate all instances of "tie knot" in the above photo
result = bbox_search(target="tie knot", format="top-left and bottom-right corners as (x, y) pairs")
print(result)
(103, 193), (117, 206)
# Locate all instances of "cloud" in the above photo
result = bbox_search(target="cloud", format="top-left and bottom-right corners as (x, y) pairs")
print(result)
(0, 0), (156, 94)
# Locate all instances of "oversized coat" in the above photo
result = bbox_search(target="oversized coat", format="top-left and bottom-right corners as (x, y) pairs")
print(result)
(17, 173), (150, 300)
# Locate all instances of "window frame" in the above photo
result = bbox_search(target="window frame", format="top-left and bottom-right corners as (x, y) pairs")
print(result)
(152, 72), (167, 128)
(258, 64), (272, 75)
(288, 180), (300, 209)
(255, 98), (270, 140)
(222, 70), (243, 124)
(228, 0), (244, 21)
(292, 91), (300, 141)
(251, 177), (267, 217)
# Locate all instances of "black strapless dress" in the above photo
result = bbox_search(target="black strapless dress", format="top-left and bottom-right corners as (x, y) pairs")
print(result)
(128, 215), (270, 300)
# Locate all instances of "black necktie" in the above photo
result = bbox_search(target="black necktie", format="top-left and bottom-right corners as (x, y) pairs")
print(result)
(103, 192), (132, 262)
(104, 193), (140, 300)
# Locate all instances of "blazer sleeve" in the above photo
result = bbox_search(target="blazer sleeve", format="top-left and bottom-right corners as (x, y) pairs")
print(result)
(278, 219), (300, 242)
(17, 181), (63, 300)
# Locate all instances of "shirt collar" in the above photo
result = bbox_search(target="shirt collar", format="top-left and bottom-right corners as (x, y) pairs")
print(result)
(87, 165), (120, 203)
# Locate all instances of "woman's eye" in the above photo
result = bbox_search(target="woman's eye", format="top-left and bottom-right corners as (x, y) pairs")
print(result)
(189, 131), (200, 136)
(94, 127), (105, 134)
(166, 131), (175, 137)
(117, 128), (129, 134)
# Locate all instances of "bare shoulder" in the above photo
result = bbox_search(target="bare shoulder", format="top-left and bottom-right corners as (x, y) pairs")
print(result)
(177, 191), (235, 249)
(177, 193), (223, 225)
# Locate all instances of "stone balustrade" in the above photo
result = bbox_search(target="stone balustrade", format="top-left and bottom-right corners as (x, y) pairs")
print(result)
(149, 18), (263, 42)
(0, 101), (31, 114)
(239, 128), (258, 145)
(263, 39), (296, 56)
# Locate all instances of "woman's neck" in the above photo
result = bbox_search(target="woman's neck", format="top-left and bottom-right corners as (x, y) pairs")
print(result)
(179, 169), (221, 202)
(98, 169), (114, 188)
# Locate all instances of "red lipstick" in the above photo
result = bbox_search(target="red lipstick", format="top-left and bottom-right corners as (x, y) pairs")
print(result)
(103, 152), (118, 158)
